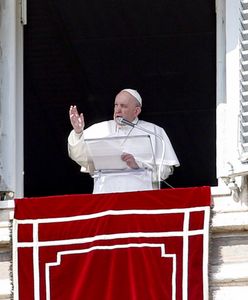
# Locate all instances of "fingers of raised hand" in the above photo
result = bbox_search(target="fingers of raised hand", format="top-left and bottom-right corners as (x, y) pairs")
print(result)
(69, 106), (84, 132)
(69, 105), (79, 118)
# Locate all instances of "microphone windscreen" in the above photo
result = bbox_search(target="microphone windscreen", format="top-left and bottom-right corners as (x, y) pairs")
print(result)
(115, 117), (124, 125)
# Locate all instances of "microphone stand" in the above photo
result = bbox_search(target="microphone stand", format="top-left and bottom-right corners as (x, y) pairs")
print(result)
(116, 117), (165, 189)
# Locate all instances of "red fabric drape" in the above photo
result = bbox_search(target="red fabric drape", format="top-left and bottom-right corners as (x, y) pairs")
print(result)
(13, 187), (211, 300)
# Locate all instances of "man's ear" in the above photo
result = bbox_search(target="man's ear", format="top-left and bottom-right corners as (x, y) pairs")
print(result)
(135, 106), (141, 117)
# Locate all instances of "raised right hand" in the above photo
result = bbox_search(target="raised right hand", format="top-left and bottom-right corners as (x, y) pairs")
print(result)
(69, 105), (85, 134)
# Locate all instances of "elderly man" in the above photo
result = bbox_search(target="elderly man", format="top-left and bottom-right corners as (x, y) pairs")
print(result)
(68, 89), (179, 194)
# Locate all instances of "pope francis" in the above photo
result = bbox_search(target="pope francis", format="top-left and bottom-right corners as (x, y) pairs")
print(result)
(68, 89), (180, 194)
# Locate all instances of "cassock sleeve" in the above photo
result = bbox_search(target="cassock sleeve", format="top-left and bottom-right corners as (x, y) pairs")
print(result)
(68, 130), (94, 173)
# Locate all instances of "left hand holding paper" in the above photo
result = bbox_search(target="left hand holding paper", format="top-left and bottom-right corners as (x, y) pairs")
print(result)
(121, 152), (139, 169)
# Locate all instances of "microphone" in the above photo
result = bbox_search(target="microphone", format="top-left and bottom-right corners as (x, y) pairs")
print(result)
(115, 117), (135, 127)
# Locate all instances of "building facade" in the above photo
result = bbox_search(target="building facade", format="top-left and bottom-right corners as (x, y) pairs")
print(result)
(0, 0), (248, 299)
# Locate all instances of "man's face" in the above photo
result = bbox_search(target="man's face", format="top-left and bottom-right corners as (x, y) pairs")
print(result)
(113, 91), (141, 123)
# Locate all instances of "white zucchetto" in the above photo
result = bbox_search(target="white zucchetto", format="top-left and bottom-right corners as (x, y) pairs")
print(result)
(122, 89), (142, 106)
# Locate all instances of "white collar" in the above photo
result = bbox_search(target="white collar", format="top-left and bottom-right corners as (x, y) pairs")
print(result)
(115, 118), (139, 133)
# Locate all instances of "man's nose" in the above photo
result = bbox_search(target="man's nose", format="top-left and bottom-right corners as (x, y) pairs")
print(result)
(115, 105), (121, 112)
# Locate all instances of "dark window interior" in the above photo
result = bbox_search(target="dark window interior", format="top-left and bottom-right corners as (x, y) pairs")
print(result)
(24, 0), (217, 196)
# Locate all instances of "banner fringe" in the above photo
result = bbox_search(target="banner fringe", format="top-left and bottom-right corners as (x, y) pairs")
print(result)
(9, 219), (14, 300)
(208, 201), (215, 300)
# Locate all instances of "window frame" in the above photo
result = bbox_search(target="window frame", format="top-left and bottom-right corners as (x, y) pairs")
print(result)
(216, 0), (248, 180)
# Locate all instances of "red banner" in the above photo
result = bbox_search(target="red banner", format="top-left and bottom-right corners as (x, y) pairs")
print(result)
(13, 187), (211, 300)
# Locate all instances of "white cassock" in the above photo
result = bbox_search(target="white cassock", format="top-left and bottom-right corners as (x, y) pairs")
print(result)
(68, 118), (180, 194)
